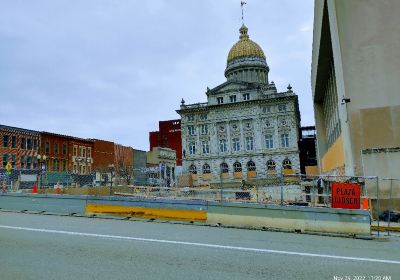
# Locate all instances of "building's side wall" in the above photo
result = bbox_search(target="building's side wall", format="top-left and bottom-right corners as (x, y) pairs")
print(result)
(92, 140), (115, 171)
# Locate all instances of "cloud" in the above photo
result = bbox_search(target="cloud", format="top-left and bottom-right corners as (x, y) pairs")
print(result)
(0, 0), (315, 150)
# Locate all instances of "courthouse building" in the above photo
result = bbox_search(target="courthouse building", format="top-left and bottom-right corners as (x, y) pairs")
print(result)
(177, 24), (301, 186)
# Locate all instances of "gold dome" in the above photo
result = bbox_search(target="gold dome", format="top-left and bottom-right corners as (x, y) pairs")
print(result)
(227, 24), (265, 63)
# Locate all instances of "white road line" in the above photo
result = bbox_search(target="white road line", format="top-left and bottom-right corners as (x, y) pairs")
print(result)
(1, 224), (399, 265)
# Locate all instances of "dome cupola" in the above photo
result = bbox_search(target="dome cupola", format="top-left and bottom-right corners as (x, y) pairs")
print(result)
(225, 24), (269, 84)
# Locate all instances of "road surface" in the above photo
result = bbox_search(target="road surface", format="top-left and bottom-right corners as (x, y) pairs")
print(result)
(0, 211), (399, 280)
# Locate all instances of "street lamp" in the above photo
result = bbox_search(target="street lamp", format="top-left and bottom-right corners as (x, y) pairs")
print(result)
(37, 154), (47, 189)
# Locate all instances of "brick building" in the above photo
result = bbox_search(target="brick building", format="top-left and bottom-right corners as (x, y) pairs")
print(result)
(91, 139), (115, 171)
(40, 132), (94, 174)
(149, 119), (182, 166)
(0, 125), (40, 170)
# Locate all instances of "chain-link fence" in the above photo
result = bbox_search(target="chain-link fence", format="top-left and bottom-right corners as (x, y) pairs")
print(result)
(2, 168), (399, 232)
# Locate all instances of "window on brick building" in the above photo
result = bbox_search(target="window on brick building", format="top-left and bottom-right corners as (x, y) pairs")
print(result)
(12, 136), (16, 148)
(54, 143), (59, 154)
(11, 154), (16, 168)
(20, 155), (25, 169)
(26, 156), (32, 169)
(33, 139), (37, 150)
(3, 135), (9, 147)
(62, 144), (67, 155)
(27, 138), (32, 150)
(45, 142), (49, 153)
(3, 154), (9, 167)
(21, 137), (26, 149)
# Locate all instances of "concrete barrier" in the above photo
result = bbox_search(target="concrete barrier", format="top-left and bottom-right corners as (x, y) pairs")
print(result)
(0, 193), (87, 215)
(207, 202), (371, 235)
(0, 193), (371, 235)
(85, 196), (207, 221)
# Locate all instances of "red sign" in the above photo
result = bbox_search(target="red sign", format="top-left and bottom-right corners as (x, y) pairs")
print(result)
(331, 183), (361, 209)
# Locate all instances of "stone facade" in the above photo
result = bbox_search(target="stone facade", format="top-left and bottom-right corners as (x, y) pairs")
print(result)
(177, 25), (301, 186)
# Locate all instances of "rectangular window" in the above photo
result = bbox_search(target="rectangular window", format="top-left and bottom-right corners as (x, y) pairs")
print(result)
(265, 135), (274, 149)
(201, 124), (208, 134)
(278, 104), (287, 112)
(54, 143), (59, 154)
(21, 137), (26, 149)
(83, 147), (86, 157)
(62, 144), (67, 155)
(281, 133), (290, 148)
(88, 147), (91, 158)
(232, 138), (240, 152)
(3, 154), (9, 167)
(217, 97), (224, 104)
(33, 139), (37, 150)
(12, 136), (16, 148)
(187, 115), (195, 122)
(62, 160), (66, 171)
(73, 146), (77, 156)
(263, 106), (271, 113)
(229, 95), (237, 102)
(200, 114), (207, 120)
(45, 142), (50, 154)
(20, 155), (25, 169)
(243, 93), (250, 101)
(11, 154), (16, 168)
(188, 125), (195, 135)
(189, 142), (196, 155)
(219, 139), (227, 153)
(27, 138), (32, 150)
(83, 166), (86, 174)
(202, 141), (209, 154)
(26, 156), (32, 169)
(33, 157), (37, 169)
(3, 135), (9, 147)
(246, 136), (254, 151)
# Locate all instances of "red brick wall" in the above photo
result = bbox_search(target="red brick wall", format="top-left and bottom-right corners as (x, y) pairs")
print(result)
(40, 132), (70, 172)
(92, 139), (115, 171)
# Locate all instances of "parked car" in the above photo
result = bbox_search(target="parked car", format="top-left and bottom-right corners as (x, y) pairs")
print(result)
(379, 210), (400, 222)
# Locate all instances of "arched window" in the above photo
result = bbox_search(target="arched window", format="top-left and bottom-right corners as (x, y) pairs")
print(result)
(233, 162), (242, 172)
(247, 161), (256, 171)
(283, 159), (292, 169)
(189, 164), (197, 174)
(202, 163), (211, 174)
(220, 162), (228, 173)
(267, 160), (276, 170)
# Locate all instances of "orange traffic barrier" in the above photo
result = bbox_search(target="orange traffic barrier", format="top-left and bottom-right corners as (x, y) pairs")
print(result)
(32, 185), (38, 194)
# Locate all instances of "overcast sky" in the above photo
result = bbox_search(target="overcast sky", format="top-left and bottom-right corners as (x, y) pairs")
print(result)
(0, 0), (314, 151)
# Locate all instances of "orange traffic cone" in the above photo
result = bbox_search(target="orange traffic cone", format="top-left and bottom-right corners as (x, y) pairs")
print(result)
(32, 184), (38, 194)
(362, 198), (369, 210)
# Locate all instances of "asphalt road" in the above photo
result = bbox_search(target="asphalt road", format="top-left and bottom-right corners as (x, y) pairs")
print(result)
(0, 211), (399, 280)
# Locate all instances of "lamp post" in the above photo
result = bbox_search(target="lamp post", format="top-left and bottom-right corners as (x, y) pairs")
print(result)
(108, 164), (115, 196)
(36, 154), (47, 189)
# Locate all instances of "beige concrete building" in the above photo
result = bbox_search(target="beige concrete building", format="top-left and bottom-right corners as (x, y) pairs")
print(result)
(147, 147), (176, 185)
(312, 0), (400, 182)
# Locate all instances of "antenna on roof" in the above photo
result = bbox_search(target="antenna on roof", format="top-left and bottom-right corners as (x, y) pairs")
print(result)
(241, 1), (247, 24)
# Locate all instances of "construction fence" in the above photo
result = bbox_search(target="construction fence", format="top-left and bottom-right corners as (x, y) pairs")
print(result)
(1, 169), (399, 227)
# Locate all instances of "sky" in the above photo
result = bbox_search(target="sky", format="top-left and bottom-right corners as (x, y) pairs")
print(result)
(0, 0), (314, 151)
